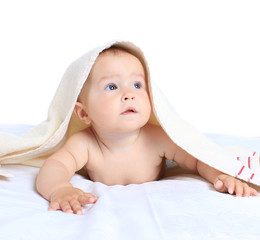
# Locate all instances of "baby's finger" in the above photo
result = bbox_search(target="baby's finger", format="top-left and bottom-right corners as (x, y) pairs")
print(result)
(243, 183), (251, 197)
(78, 193), (97, 205)
(60, 200), (73, 214)
(250, 187), (259, 197)
(214, 180), (226, 193)
(85, 193), (98, 203)
(69, 199), (83, 215)
(223, 177), (235, 194)
(234, 181), (243, 197)
(49, 201), (60, 211)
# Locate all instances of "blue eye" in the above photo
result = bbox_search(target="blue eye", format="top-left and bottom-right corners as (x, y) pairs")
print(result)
(105, 84), (118, 91)
(133, 83), (141, 89)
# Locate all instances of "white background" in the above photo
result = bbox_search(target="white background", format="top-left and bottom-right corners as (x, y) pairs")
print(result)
(0, 0), (259, 136)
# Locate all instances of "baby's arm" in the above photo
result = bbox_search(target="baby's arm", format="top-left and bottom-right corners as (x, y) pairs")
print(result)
(158, 127), (259, 197)
(36, 132), (97, 214)
(172, 147), (258, 196)
(196, 160), (258, 196)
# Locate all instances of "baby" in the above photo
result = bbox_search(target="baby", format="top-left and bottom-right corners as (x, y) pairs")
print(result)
(36, 47), (258, 215)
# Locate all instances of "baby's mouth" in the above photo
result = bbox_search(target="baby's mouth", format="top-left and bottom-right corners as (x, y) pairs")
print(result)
(121, 107), (137, 115)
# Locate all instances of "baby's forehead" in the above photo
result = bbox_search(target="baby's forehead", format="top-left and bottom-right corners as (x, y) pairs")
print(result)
(96, 46), (145, 65)
(80, 49), (132, 88)
(91, 48), (144, 76)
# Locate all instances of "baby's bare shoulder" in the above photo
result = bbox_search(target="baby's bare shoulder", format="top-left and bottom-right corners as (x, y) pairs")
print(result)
(57, 128), (97, 167)
(65, 128), (96, 149)
(143, 123), (178, 157)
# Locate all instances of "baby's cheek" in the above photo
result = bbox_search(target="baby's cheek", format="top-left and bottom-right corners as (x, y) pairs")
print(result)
(142, 95), (152, 115)
(96, 98), (116, 118)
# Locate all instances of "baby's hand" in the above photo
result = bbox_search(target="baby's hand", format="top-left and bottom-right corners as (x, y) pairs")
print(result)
(213, 174), (258, 197)
(49, 186), (98, 215)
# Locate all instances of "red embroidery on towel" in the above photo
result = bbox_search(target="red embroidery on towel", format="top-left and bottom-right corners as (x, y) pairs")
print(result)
(237, 166), (245, 176)
(248, 173), (255, 183)
(253, 152), (256, 156)
(237, 157), (240, 161)
(248, 157), (251, 169)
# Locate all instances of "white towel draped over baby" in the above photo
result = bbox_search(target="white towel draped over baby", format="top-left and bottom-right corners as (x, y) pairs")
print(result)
(0, 40), (259, 185)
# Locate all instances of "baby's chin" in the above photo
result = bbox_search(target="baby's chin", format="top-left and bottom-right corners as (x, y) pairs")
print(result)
(115, 120), (149, 133)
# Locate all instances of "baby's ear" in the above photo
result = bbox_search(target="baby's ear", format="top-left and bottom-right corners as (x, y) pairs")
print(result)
(74, 102), (91, 125)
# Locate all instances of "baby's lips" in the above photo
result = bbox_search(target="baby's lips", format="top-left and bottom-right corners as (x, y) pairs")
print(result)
(121, 107), (137, 114)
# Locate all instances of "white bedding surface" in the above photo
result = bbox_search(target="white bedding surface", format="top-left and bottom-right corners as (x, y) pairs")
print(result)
(1, 125), (260, 240)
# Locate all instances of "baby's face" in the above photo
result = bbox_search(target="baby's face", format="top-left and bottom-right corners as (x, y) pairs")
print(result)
(80, 50), (151, 133)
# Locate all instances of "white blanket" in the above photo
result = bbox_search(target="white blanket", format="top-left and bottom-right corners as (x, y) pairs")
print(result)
(1, 125), (260, 239)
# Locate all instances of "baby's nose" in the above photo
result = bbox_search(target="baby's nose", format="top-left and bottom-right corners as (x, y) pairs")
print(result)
(122, 94), (135, 101)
